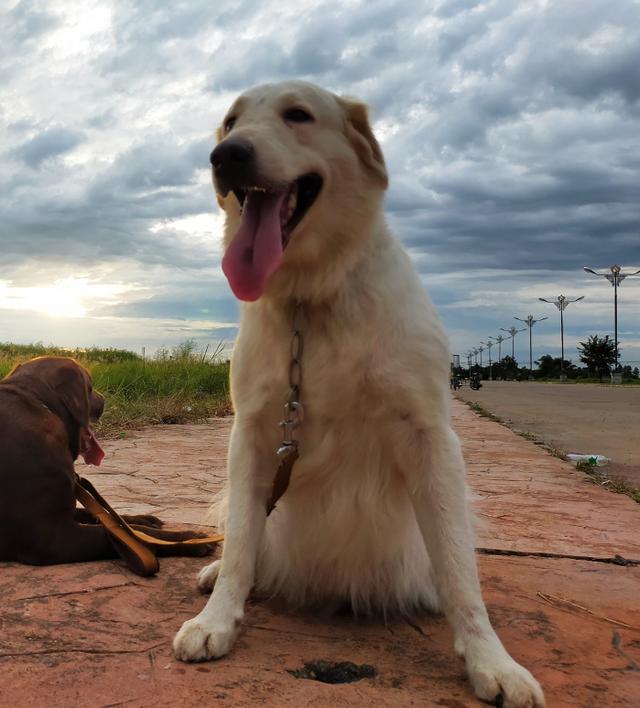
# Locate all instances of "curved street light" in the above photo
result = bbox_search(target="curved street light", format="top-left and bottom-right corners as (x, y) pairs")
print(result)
(538, 295), (584, 377)
(500, 325), (527, 360)
(489, 334), (505, 362)
(583, 265), (640, 372)
(481, 340), (494, 380)
(514, 315), (549, 378)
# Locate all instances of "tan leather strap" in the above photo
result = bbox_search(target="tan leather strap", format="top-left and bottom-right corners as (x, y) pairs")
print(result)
(75, 479), (159, 576)
(75, 476), (224, 576)
(266, 444), (299, 516)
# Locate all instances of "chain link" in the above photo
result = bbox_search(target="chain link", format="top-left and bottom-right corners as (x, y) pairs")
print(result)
(279, 303), (304, 447)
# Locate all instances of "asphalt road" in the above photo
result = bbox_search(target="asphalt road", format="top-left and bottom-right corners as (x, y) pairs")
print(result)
(455, 380), (640, 488)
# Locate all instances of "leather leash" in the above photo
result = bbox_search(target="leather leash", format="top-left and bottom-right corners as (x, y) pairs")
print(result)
(75, 475), (223, 576)
(266, 302), (304, 516)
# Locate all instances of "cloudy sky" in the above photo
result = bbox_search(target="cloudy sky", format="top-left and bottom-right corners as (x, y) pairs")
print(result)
(2, 0), (639, 365)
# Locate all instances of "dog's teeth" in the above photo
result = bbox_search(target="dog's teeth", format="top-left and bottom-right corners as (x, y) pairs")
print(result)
(288, 192), (297, 211)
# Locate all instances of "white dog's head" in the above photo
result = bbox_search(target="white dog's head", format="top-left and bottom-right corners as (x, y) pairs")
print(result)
(210, 81), (388, 302)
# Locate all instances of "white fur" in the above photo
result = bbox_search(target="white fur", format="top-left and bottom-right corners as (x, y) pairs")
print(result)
(173, 81), (544, 708)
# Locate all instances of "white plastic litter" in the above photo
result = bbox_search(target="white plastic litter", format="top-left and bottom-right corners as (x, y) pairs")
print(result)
(566, 454), (610, 467)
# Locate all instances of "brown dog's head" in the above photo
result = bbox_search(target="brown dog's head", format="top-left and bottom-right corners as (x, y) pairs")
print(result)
(5, 356), (105, 465)
(210, 80), (388, 303)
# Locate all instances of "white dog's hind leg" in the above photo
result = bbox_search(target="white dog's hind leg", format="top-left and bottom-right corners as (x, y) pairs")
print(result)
(407, 424), (545, 708)
(173, 422), (268, 662)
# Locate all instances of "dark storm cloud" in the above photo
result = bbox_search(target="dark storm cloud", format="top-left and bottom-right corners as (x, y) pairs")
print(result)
(0, 1), (59, 86)
(5, 0), (58, 41)
(105, 288), (238, 325)
(100, 0), (265, 80)
(1, 130), (216, 270)
(4, 0), (640, 277)
(14, 126), (86, 168)
(205, 0), (421, 93)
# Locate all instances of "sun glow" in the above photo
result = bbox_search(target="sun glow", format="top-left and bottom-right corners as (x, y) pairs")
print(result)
(0, 277), (132, 319)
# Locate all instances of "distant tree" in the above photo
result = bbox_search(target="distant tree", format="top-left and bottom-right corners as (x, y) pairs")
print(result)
(621, 365), (639, 380)
(577, 335), (617, 383)
(535, 355), (577, 379)
(494, 355), (520, 380)
(155, 339), (199, 361)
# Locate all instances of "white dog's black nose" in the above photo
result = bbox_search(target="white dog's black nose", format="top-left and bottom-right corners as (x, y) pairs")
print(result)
(210, 139), (254, 169)
(210, 138), (256, 194)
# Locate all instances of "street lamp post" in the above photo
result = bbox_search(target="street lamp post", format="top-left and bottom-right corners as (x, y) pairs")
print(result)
(538, 295), (584, 378)
(481, 340), (494, 380)
(490, 334), (505, 362)
(514, 315), (548, 378)
(478, 345), (484, 369)
(500, 326), (526, 360)
(583, 265), (640, 372)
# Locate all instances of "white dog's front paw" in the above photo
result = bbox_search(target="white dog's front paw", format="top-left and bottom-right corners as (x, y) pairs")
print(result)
(197, 560), (221, 592)
(173, 614), (238, 662)
(466, 646), (545, 708)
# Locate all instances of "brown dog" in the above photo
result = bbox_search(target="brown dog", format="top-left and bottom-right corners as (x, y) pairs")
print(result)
(0, 356), (210, 566)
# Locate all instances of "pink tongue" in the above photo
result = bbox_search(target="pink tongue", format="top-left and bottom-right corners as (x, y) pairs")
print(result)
(81, 429), (105, 466)
(222, 190), (287, 301)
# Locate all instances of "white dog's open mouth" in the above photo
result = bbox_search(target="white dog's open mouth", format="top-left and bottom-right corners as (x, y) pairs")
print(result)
(222, 173), (322, 301)
(233, 173), (322, 246)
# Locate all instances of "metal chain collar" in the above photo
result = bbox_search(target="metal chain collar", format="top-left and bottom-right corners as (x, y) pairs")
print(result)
(277, 303), (304, 454)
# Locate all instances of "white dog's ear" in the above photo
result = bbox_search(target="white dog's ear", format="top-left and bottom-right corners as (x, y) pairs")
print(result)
(338, 98), (388, 188)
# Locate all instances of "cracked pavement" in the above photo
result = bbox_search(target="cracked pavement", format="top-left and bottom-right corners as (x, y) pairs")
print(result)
(1, 403), (638, 706)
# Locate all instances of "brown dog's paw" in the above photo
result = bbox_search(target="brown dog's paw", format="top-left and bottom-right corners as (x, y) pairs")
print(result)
(185, 529), (210, 539)
(167, 529), (217, 557)
(191, 543), (216, 557)
(134, 526), (218, 558)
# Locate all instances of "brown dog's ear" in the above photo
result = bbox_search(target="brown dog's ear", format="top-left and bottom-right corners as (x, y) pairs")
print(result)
(338, 97), (388, 188)
(5, 362), (22, 380)
(53, 362), (91, 429)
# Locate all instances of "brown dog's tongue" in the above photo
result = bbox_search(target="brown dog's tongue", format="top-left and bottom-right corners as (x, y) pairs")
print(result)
(81, 428), (105, 466)
(221, 190), (287, 301)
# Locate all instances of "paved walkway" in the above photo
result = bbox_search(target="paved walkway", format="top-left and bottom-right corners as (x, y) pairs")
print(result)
(1, 401), (639, 707)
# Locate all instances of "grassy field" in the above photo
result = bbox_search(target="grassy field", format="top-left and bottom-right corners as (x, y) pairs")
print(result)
(0, 341), (232, 437)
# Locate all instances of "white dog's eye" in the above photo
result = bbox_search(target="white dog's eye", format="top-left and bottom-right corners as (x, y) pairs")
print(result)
(283, 108), (314, 123)
(224, 117), (236, 133)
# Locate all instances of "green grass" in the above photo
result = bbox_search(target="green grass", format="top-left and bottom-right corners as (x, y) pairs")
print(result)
(465, 400), (502, 422)
(0, 340), (232, 437)
(575, 461), (640, 504)
(92, 358), (231, 436)
(0, 342), (140, 375)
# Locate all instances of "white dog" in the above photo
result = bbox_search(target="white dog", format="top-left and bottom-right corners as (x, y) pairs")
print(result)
(173, 81), (544, 707)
